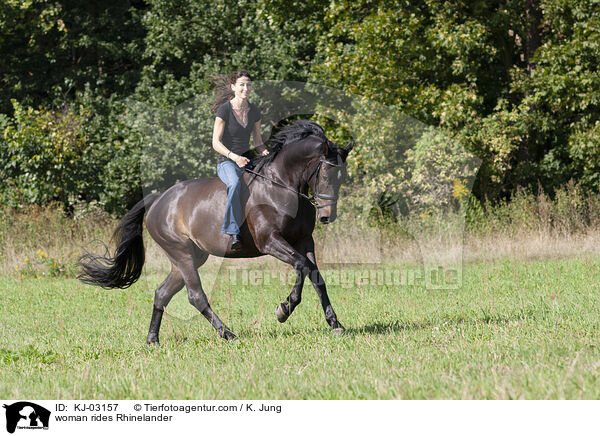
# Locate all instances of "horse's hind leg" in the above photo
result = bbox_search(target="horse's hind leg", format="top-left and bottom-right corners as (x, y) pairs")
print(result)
(161, 246), (236, 341)
(179, 260), (237, 341)
(146, 265), (185, 345)
(147, 247), (210, 344)
(150, 237), (234, 341)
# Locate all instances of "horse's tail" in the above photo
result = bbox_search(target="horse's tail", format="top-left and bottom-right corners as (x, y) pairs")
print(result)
(78, 193), (160, 289)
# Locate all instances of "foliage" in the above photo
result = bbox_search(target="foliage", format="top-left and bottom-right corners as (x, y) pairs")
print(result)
(0, 96), (147, 215)
(506, 0), (600, 194)
(0, 101), (94, 211)
(131, 98), (218, 193)
(398, 127), (479, 215)
(310, 0), (512, 123)
(15, 249), (74, 279)
(310, 0), (600, 202)
(136, 0), (321, 104)
(0, 0), (146, 114)
(1, 0), (599, 214)
(465, 179), (600, 237)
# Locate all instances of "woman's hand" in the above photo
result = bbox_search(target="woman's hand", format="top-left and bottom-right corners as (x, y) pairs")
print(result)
(232, 154), (250, 167)
(261, 149), (269, 156)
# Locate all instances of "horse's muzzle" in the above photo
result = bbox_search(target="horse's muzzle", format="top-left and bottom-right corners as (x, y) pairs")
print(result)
(319, 211), (337, 224)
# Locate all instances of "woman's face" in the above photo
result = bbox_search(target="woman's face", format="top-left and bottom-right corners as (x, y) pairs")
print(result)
(231, 76), (251, 100)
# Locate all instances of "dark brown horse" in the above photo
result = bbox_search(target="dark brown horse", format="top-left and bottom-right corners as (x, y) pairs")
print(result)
(79, 121), (353, 343)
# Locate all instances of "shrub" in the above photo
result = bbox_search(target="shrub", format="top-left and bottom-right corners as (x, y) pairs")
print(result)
(0, 101), (97, 212)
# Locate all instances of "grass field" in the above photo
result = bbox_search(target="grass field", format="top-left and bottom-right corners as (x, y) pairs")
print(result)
(1, 256), (600, 399)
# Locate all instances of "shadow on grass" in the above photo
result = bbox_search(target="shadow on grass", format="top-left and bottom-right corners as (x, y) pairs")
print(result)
(156, 311), (523, 342)
(345, 320), (431, 335)
(345, 314), (518, 336)
(241, 314), (518, 339)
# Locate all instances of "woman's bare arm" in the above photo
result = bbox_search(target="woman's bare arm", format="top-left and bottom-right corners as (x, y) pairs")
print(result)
(253, 120), (268, 155)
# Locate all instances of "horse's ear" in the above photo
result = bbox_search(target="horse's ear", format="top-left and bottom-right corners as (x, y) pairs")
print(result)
(339, 140), (354, 161)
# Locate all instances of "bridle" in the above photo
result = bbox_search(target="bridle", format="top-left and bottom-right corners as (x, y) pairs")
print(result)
(244, 156), (344, 209)
(305, 158), (344, 209)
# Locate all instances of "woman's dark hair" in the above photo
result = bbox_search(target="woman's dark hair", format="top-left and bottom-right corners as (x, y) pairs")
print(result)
(210, 70), (252, 113)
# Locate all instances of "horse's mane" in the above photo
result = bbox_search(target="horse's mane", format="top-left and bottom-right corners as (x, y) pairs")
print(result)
(251, 120), (331, 168)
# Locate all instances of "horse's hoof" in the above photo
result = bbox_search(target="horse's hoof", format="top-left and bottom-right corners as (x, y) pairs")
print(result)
(222, 330), (238, 341)
(331, 327), (346, 336)
(146, 334), (160, 346)
(275, 304), (289, 323)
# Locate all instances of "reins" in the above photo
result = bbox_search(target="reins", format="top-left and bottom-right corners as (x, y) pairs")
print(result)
(244, 157), (343, 209)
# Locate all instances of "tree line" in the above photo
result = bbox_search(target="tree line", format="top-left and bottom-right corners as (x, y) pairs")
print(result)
(1, 0), (598, 215)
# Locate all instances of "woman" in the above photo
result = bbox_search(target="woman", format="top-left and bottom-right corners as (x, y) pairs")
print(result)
(212, 70), (269, 250)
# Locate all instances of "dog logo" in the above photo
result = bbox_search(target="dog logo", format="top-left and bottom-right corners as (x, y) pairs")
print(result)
(3, 402), (50, 433)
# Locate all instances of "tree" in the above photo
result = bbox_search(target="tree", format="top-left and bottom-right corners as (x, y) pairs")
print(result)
(310, 0), (600, 201)
(0, 0), (146, 114)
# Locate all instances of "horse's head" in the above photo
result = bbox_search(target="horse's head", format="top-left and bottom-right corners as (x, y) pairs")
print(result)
(265, 121), (353, 224)
(310, 140), (353, 224)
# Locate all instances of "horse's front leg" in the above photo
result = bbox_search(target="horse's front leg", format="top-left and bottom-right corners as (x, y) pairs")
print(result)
(258, 233), (310, 323)
(303, 238), (345, 334)
(275, 266), (307, 323)
(262, 234), (344, 334)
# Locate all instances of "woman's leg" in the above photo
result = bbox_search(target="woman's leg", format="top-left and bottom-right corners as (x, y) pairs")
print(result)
(217, 161), (244, 235)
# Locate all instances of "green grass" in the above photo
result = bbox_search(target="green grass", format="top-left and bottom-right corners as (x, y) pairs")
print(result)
(1, 257), (600, 399)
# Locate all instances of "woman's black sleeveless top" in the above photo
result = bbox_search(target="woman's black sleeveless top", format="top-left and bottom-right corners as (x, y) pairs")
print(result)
(216, 101), (261, 163)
